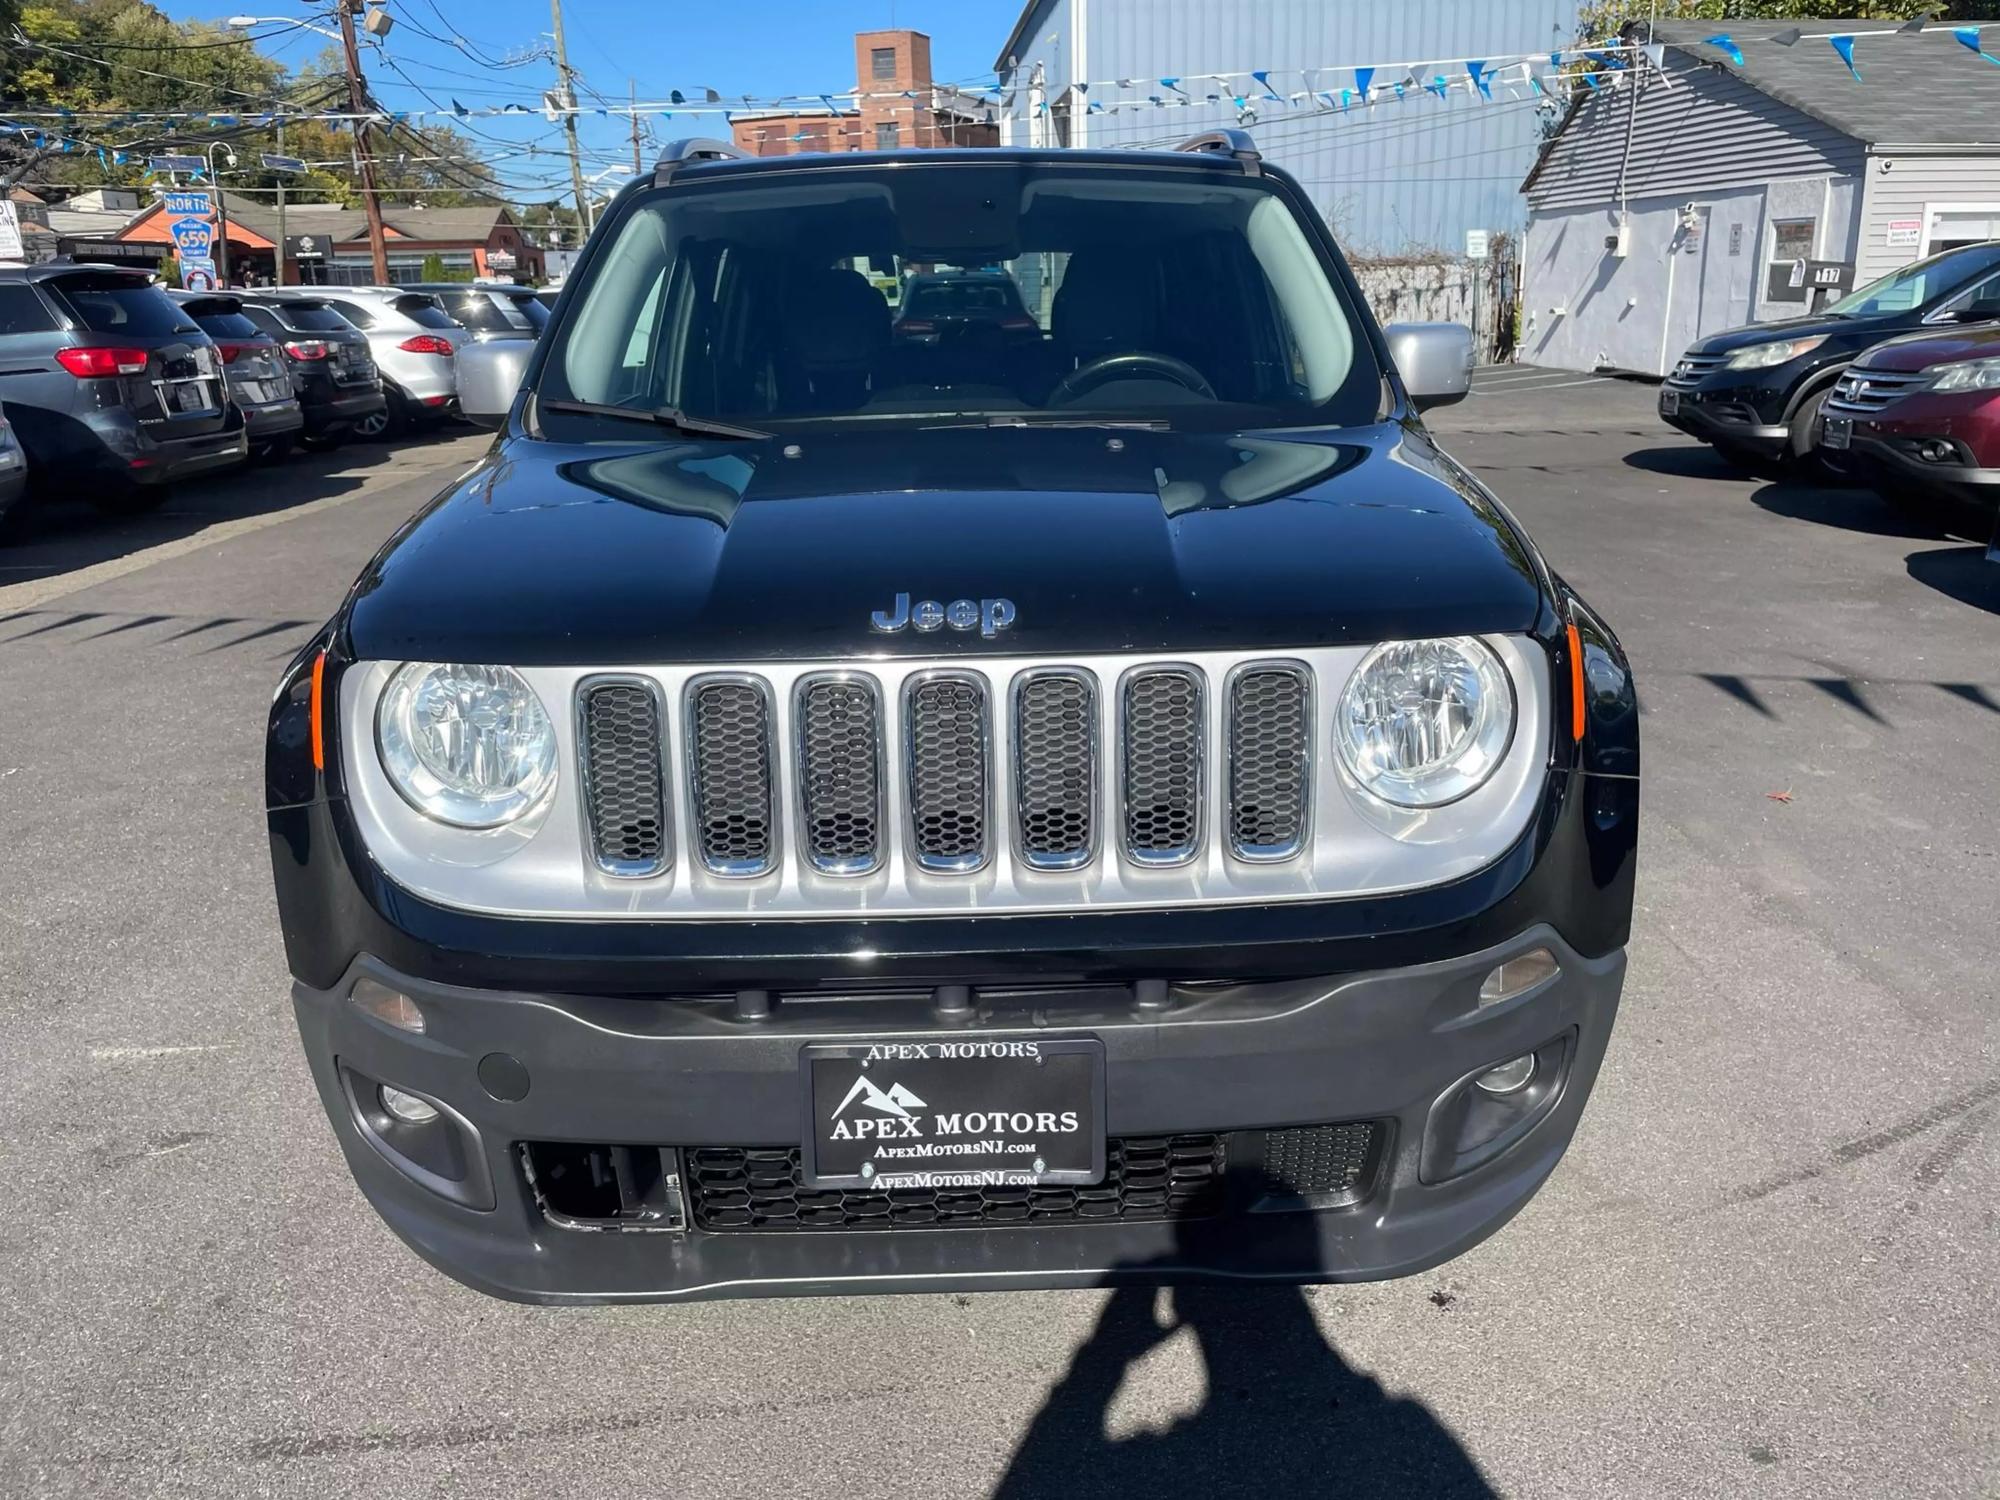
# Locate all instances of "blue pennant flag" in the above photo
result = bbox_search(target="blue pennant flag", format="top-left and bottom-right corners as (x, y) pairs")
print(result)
(670, 89), (685, 105)
(1529, 70), (1546, 96)
(1829, 34), (1860, 80)
(1232, 95), (1247, 111)
(1955, 26), (2000, 64)
(1426, 74), (1448, 100)
(113, 150), (128, 165)
(452, 99), (468, 117)
(1087, 100), (1103, 113)
(1250, 69), (1281, 101)
(96, 147), (107, 166)
(1160, 76), (1184, 94)
(1337, 87), (1351, 111)
(1550, 51), (1562, 70)
(390, 111), (408, 123)
(1704, 34), (1743, 67)
(1354, 65), (1374, 100)
(1393, 80), (1407, 100)
(1582, 73), (1601, 91)
(1466, 60), (1491, 98)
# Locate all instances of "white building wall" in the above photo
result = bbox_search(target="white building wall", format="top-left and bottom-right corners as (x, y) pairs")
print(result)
(1855, 151), (2000, 281)
(1522, 174), (1859, 377)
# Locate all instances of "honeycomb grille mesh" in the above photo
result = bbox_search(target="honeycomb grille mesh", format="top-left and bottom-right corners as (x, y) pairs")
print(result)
(579, 682), (668, 873)
(1259, 1123), (1382, 1206)
(689, 680), (775, 873)
(797, 678), (882, 872)
(1015, 673), (1095, 868)
(907, 676), (988, 868)
(687, 1135), (1225, 1231)
(1121, 669), (1203, 862)
(1228, 667), (1310, 858)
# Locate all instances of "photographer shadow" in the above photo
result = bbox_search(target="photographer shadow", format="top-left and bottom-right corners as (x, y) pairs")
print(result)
(993, 1173), (1495, 1500)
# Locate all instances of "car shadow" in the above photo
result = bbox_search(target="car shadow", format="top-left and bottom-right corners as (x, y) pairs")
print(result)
(1906, 544), (2000, 617)
(992, 1174), (1495, 1500)
(1748, 481), (1946, 540)
(0, 424), (477, 593)
(1622, 443), (1756, 481)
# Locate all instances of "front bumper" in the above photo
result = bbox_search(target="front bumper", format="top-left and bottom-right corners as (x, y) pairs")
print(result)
(1659, 382), (1790, 454)
(1837, 397), (2000, 513)
(295, 926), (1624, 1304)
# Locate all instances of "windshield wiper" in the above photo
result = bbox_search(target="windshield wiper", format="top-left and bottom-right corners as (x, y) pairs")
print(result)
(922, 414), (1173, 431)
(538, 398), (771, 440)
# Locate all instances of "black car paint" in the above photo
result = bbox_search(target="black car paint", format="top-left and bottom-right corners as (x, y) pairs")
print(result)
(236, 299), (385, 440)
(265, 149), (1640, 1301)
(1662, 245), (2000, 457)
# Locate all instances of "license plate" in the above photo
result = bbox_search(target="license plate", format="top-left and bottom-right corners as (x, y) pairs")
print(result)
(1823, 416), (1852, 450)
(1659, 387), (1681, 417)
(175, 382), (206, 412)
(801, 1037), (1105, 1189)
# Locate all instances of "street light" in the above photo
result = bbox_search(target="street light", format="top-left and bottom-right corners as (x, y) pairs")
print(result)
(227, 15), (344, 42)
(207, 141), (237, 286)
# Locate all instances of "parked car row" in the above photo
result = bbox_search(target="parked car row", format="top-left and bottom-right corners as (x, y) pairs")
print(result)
(0, 263), (547, 535)
(1659, 240), (2000, 538)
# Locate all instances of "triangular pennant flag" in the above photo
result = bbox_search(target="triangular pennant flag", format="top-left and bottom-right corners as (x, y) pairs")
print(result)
(1643, 43), (1665, 70)
(1703, 34), (1743, 67)
(1160, 77), (1184, 94)
(1956, 26), (2000, 64)
(1086, 100), (1103, 113)
(1116, 78), (1133, 88)
(704, 88), (720, 103)
(1354, 65), (1374, 101)
(1335, 88), (1349, 111)
(1529, 71), (1545, 96)
(1772, 28), (1802, 47)
(1427, 74), (1449, 100)
(1250, 69), (1281, 101)
(1466, 60), (1491, 98)
(669, 89), (685, 105)
(1829, 34), (1860, 81)
(1550, 51), (1562, 70)
(1899, 17), (1926, 33)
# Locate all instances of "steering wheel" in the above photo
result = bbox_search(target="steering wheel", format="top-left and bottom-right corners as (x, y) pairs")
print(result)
(1049, 351), (1216, 406)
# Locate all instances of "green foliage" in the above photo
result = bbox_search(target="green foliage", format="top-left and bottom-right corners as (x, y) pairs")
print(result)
(1579, 0), (2000, 41)
(158, 251), (179, 286)
(417, 252), (468, 282)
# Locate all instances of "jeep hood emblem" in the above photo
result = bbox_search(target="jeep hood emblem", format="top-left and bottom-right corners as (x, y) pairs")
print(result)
(871, 592), (1017, 639)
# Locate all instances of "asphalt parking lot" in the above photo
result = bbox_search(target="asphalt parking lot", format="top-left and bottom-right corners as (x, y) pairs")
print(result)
(2, 374), (1996, 1499)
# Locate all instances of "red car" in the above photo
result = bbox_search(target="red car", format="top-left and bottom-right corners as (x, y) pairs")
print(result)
(1819, 323), (2000, 535)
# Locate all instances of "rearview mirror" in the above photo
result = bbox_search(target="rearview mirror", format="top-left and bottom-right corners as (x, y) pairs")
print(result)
(1383, 322), (1475, 412)
(456, 340), (533, 430)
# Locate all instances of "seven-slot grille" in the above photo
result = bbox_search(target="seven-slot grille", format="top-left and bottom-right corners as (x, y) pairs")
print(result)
(574, 659), (1323, 880)
(1824, 366), (1930, 416)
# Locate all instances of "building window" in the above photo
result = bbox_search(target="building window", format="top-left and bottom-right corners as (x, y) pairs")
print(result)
(875, 122), (900, 150)
(871, 47), (896, 82)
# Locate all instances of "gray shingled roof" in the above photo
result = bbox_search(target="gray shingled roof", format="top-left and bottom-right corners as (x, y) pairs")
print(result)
(1656, 19), (2000, 147)
(143, 200), (512, 245)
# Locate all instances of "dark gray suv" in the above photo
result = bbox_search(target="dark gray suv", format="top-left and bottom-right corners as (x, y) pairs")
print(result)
(0, 263), (247, 515)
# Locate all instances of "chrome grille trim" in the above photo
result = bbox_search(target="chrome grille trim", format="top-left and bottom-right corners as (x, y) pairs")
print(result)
(1012, 667), (1099, 871)
(1666, 352), (1727, 387)
(1824, 366), (1930, 417)
(1224, 660), (1313, 862)
(793, 672), (886, 876)
(339, 641), (1553, 921)
(684, 674), (780, 877)
(1119, 664), (1205, 868)
(904, 671), (992, 873)
(575, 675), (672, 877)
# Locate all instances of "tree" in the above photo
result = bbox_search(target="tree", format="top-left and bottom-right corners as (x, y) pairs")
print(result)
(1580, 0), (2000, 40)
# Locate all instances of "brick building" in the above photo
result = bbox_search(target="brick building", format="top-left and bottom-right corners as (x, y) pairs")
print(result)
(729, 29), (997, 156)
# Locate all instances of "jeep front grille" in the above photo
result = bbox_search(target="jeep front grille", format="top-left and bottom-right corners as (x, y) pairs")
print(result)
(687, 677), (777, 876)
(354, 640), (1548, 918)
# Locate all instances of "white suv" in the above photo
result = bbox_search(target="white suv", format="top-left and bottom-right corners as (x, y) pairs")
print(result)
(266, 287), (465, 438)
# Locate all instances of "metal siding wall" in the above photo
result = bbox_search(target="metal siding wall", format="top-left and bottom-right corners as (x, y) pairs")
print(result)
(1526, 60), (1863, 214)
(1000, 0), (1576, 254)
(1855, 153), (2000, 281)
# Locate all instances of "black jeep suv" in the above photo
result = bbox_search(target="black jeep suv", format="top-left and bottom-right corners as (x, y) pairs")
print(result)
(266, 136), (1640, 1304)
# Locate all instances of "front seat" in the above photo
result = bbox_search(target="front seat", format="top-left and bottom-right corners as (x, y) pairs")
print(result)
(790, 267), (891, 409)
(1051, 255), (1160, 367)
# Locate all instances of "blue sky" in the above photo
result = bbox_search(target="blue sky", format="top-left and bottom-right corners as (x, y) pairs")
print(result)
(153, 0), (1027, 201)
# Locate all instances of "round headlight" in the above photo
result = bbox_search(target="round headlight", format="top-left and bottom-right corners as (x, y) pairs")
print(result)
(1336, 637), (1515, 808)
(376, 662), (557, 828)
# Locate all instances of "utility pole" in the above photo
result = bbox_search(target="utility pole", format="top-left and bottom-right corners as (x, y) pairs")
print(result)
(549, 0), (592, 247)
(336, 0), (390, 283)
(629, 78), (642, 173)
(274, 116), (288, 286)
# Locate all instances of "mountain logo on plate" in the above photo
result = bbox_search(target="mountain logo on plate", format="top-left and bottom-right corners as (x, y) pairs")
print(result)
(832, 1076), (926, 1120)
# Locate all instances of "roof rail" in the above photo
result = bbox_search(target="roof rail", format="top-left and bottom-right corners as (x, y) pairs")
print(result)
(1172, 128), (1262, 176)
(653, 137), (749, 187)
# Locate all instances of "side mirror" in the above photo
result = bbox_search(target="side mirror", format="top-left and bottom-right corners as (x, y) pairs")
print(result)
(455, 340), (533, 430)
(1383, 322), (1475, 412)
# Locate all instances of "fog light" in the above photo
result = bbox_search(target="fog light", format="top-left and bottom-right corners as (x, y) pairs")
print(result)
(380, 1085), (439, 1124)
(350, 977), (425, 1034)
(1478, 948), (1560, 1006)
(1475, 1054), (1536, 1095)
(1920, 440), (1955, 464)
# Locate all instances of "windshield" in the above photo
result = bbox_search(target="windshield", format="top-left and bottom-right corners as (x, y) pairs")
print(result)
(1825, 243), (2000, 316)
(541, 162), (1378, 432)
(263, 301), (355, 333)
